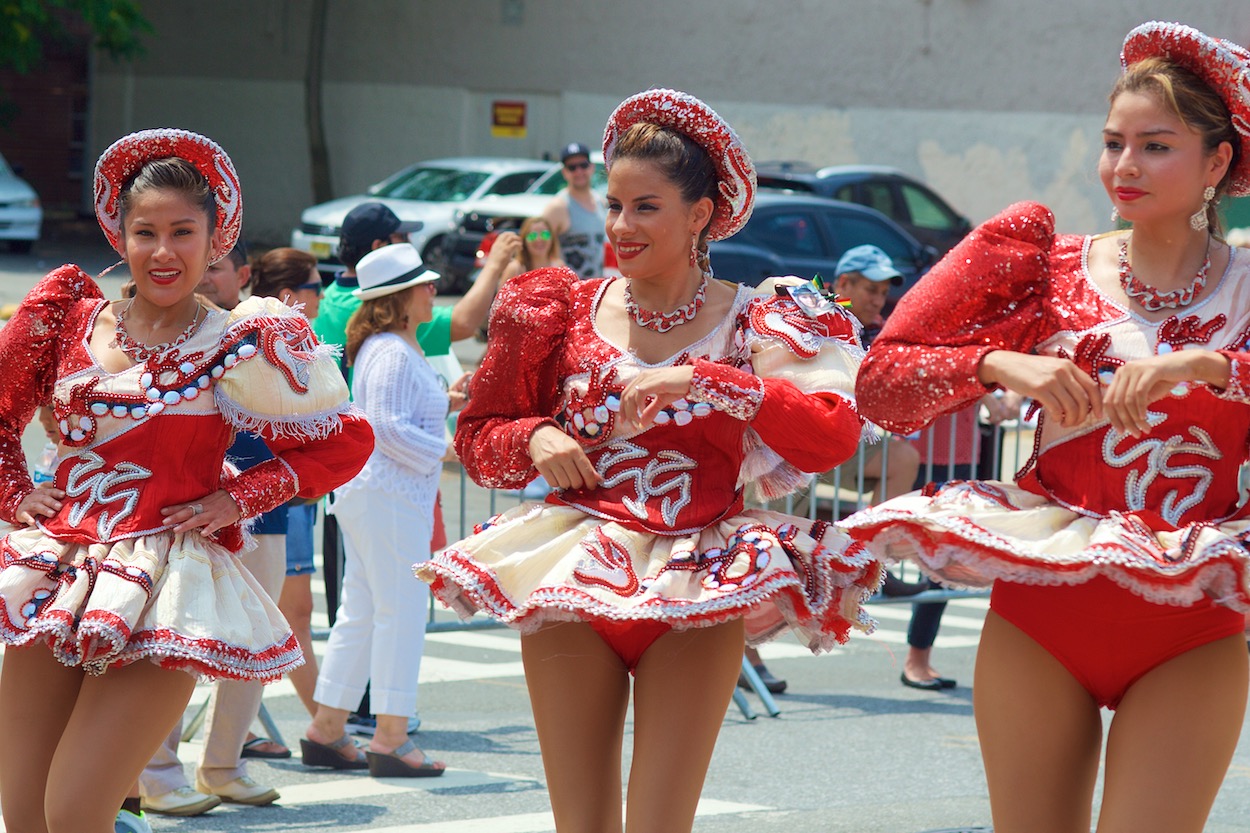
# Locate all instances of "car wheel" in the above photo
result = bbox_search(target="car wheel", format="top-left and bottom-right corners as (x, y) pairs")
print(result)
(9, 240), (33, 254)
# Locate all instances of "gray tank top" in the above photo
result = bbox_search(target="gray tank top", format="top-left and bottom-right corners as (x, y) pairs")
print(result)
(558, 191), (607, 280)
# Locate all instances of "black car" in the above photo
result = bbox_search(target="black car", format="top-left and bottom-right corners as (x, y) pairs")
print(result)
(755, 163), (971, 254)
(708, 193), (938, 309)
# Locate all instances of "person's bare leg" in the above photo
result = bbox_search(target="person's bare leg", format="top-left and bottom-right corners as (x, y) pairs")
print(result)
(279, 573), (320, 716)
(1097, 634), (1247, 833)
(625, 619), (745, 833)
(44, 660), (196, 833)
(904, 645), (946, 681)
(521, 622), (630, 833)
(974, 612), (1102, 833)
(0, 645), (84, 833)
(371, 713), (442, 768)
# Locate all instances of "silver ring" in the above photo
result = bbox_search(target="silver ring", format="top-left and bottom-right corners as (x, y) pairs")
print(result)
(190, 503), (204, 515)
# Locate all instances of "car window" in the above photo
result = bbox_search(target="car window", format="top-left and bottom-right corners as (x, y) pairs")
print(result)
(374, 167), (491, 201)
(750, 211), (823, 257)
(531, 169), (565, 196)
(824, 214), (915, 265)
(900, 183), (958, 231)
(862, 182), (896, 217)
(833, 184), (855, 202)
(489, 171), (544, 196)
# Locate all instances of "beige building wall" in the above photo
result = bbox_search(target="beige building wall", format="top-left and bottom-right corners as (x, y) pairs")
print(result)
(92, 1), (1249, 242)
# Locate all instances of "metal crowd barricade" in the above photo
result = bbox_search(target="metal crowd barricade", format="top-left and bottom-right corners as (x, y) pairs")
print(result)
(424, 404), (1036, 715)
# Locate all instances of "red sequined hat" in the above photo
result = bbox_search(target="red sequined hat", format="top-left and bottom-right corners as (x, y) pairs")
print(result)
(603, 89), (756, 241)
(1122, 21), (1250, 196)
(93, 128), (243, 262)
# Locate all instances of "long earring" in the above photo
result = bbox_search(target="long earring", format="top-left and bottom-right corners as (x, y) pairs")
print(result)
(696, 241), (713, 281)
(689, 233), (699, 267)
(1190, 185), (1216, 231)
(1110, 206), (1120, 225)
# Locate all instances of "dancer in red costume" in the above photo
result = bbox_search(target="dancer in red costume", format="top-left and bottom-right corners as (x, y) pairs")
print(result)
(0, 129), (373, 833)
(418, 89), (882, 832)
(843, 22), (1250, 833)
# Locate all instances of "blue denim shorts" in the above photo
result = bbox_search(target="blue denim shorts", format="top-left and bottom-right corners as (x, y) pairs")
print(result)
(285, 503), (318, 577)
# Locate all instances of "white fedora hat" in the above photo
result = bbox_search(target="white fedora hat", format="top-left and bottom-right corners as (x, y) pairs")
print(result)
(352, 244), (440, 300)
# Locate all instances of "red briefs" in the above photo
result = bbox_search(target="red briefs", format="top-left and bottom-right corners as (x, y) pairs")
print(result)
(990, 575), (1244, 710)
(589, 619), (672, 674)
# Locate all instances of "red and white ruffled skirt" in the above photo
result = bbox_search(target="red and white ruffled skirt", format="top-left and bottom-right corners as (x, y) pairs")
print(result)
(416, 501), (883, 652)
(0, 524), (301, 680)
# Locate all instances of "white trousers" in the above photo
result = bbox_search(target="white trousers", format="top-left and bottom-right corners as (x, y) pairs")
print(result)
(140, 534), (287, 794)
(314, 486), (431, 717)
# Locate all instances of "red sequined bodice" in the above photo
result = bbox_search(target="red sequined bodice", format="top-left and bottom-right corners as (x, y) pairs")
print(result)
(858, 202), (1250, 528)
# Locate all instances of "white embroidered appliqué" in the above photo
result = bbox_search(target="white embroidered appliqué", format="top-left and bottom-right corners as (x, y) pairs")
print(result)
(597, 440), (695, 526)
(64, 451), (153, 540)
(1102, 410), (1219, 526)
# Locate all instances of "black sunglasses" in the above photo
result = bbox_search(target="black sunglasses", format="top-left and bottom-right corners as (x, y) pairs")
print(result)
(564, 160), (591, 171)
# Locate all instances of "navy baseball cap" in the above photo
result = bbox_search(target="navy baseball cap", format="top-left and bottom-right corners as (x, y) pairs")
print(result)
(560, 142), (591, 163)
(835, 245), (903, 284)
(340, 202), (423, 250)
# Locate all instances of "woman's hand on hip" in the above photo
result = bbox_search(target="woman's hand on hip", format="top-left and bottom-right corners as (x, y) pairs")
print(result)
(162, 489), (242, 536)
(15, 482), (65, 525)
(978, 351), (1102, 429)
(528, 424), (601, 491)
(619, 366), (695, 429)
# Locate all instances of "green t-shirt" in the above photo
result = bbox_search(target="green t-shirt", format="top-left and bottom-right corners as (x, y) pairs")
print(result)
(313, 278), (453, 382)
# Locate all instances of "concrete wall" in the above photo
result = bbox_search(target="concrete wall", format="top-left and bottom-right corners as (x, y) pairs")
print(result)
(91, 1), (1250, 242)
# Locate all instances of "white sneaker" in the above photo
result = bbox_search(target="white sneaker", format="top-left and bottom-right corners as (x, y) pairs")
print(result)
(114, 809), (152, 833)
(140, 785), (221, 816)
(197, 774), (280, 806)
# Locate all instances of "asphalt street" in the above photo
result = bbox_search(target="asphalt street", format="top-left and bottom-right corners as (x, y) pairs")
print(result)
(1, 234), (1250, 832)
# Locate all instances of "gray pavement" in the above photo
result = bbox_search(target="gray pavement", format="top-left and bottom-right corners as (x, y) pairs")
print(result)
(1, 231), (1250, 831)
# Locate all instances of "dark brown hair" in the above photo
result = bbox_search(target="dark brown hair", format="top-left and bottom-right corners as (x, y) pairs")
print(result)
(119, 157), (217, 230)
(345, 287), (413, 365)
(1112, 57), (1240, 233)
(250, 247), (318, 299)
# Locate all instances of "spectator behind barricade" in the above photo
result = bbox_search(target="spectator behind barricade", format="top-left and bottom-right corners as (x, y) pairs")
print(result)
(302, 244), (448, 778)
(541, 142), (607, 279)
(248, 247), (326, 723)
(833, 245), (922, 508)
(138, 242), (289, 815)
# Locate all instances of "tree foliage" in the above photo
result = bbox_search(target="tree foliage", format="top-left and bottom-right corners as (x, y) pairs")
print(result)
(1, 0), (151, 73)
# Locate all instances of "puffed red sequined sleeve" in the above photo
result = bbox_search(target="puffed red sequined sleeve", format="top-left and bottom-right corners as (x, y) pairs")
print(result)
(223, 414), (374, 517)
(0, 265), (101, 522)
(454, 267), (576, 489)
(856, 201), (1056, 434)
